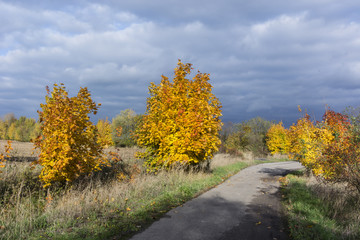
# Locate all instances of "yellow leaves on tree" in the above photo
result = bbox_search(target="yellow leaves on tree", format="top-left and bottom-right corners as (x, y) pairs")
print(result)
(135, 60), (223, 171)
(268, 106), (360, 192)
(33, 83), (108, 187)
(266, 121), (289, 155)
(286, 113), (333, 175)
(96, 118), (114, 148)
(266, 107), (334, 177)
(0, 140), (12, 173)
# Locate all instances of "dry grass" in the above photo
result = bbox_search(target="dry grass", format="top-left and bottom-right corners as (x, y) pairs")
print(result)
(211, 152), (254, 168)
(283, 171), (360, 239)
(0, 163), (214, 239)
(0, 140), (38, 157)
(0, 144), (148, 239)
(0, 142), (222, 239)
(0, 141), (282, 239)
(307, 175), (360, 232)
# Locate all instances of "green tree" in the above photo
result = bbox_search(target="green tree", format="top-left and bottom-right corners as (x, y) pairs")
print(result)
(0, 120), (7, 140)
(111, 109), (141, 147)
(224, 123), (251, 155)
(246, 117), (273, 155)
(30, 122), (41, 141)
(225, 117), (273, 157)
(0, 115), (39, 142)
(3, 113), (16, 124)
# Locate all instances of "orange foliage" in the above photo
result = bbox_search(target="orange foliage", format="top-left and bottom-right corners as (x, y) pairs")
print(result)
(33, 83), (108, 187)
(0, 140), (12, 173)
(136, 60), (222, 171)
(320, 109), (353, 180)
(267, 106), (360, 192)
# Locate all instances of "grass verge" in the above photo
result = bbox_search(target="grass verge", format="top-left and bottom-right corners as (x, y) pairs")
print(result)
(281, 171), (360, 240)
(0, 149), (287, 240)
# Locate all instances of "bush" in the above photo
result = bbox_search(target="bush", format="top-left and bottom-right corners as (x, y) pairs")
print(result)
(135, 60), (222, 171)
(33, 83), (108, 187)
(111, 109), (142, 147)
(224, 117), (273, 157)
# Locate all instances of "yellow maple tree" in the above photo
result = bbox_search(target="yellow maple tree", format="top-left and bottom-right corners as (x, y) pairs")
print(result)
(266, 121), (290, 155)
(96, 118), (114, 147)
(135, 60), (222, 171)
(287, 110), (333, 175)
(33, 83), (108, 187)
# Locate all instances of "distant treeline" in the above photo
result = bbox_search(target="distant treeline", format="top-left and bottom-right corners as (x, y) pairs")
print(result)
(0, 113), (41, 142)
(0, 112), (272, 155)
(0, 110), (143, 146)
(219, 117), (275, 157)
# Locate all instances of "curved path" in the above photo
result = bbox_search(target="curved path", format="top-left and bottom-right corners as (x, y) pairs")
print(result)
(130, 161), (303, 240)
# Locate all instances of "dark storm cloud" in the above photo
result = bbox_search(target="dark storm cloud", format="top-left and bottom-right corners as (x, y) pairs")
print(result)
(0, 0), (360, 125)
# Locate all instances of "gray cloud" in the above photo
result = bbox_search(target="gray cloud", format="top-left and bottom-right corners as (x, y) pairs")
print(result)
(1, 0), (360, 126)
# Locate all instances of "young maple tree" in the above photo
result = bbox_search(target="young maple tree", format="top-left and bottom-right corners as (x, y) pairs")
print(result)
(320, 110), (357, 182)
(33, 83), (108, 187)
(266, 121), (290, 155)
(96, 118), (114, 147)
(286, 108), (333, 175)
(136, 60), (222, 171)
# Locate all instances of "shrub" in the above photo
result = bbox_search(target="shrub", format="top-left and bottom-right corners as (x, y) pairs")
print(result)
(135, 60), (222, 171)
(111, 109), (142, 147)
(33, 83), (108, 187)
(96, 118), (114, 147)
(224, 117), (273, 157)
(266, 121), (289, 154)
(286, 111), (333, 175)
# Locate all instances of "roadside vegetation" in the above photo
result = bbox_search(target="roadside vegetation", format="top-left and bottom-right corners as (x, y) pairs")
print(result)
(220, 117), (274, 157)
(281, 170), (360, 240)
(267, 106), (360, 239)
(3, 57), (360, 240)
(0, 144), (281, 240)
(1, 60), (286, 239)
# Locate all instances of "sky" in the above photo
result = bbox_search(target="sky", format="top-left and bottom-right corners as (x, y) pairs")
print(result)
(1, 0), (360, 126)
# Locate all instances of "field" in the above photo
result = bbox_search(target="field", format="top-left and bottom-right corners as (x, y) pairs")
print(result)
(0, 140), (279, 240)
(0, 140), (38, 160)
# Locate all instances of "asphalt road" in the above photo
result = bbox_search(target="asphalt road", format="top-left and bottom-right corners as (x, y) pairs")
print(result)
(130, 161), (303, 240)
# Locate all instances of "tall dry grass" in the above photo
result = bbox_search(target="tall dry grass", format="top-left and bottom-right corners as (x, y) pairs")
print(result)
(0, 141), (280, 239)
(1, 144), (249, 239)
(284, 171), (360, 239)
(307, 175), (360, 236)
(0, 146), (145, 239)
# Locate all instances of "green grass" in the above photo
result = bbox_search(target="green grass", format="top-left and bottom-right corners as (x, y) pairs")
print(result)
(0, 150), (286, 240)
(27, 162), (250, 240)
(282, 171), (360, 240)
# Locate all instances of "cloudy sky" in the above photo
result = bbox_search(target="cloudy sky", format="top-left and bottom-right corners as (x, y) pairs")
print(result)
(1, 0), (360, 126)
